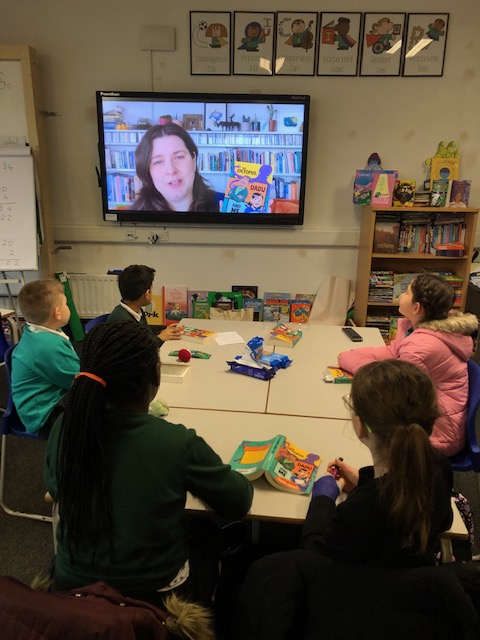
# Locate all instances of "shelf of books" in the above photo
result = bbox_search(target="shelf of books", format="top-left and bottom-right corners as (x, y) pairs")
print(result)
(353, 206), (479, 341)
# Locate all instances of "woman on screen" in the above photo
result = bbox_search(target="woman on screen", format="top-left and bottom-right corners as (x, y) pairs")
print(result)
(132, 123), (222, 212)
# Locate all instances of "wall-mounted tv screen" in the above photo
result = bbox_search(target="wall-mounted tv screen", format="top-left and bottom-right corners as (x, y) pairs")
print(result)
(96, 91), (310, 226)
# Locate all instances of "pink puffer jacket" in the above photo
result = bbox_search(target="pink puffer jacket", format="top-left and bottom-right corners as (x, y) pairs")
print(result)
(338, 312), (478, 456)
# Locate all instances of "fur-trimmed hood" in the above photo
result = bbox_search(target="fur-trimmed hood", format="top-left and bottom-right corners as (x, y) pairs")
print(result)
(417, 310), (478, 336)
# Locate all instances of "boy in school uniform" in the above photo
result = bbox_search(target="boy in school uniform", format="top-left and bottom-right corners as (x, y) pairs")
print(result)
(11, 279), (80, 438)
(107, 264), (182, 346)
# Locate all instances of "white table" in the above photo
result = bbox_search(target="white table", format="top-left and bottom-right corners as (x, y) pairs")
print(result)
(157, 320), (384, 419)
(168, 407), (373, 523)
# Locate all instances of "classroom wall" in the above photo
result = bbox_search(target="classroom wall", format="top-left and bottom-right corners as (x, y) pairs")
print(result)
(1, 1), (479, 296)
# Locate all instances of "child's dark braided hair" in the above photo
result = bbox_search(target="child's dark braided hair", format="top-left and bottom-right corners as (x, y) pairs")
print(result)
(56, 322), (159, 561)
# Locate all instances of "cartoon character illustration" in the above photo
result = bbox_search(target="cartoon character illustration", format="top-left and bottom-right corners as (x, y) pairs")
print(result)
(290, 467), (310, 490)
(334, 17), (357, 50)
(205, 22), (228, 48)
(426, 18), (446, 42)
(244, 192), (264, 213)
(366, 17), (399, 54)
(284, 18), (314, 51)
(192, 20), (228, 49)
(227, 175), (250, 202)
(238, 21), (271, 52)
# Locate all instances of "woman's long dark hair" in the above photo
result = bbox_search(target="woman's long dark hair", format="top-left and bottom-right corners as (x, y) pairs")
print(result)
(350, 359), (440, 553)
(56, 322), (159, 560)
(132, 123), (218, 212)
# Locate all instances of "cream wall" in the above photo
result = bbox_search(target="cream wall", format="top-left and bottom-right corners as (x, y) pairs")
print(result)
(1, 1), (479, 296)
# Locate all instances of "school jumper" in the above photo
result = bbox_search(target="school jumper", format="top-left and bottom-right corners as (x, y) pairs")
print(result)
(11, 324), (80, 434)
(302, 452), (453, 567)
(106, 302), (166, 346)
(45, 410), (253, 598)
(338, 311), (478, 456)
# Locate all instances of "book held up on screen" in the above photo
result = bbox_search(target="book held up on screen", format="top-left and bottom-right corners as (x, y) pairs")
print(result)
(229, 435), (321, 495)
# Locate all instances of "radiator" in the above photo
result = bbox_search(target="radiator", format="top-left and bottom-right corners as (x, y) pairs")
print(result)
(67, 274), (119, 319)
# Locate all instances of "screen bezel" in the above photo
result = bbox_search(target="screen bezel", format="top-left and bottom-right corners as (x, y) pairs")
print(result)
(96, 91), (310, 226)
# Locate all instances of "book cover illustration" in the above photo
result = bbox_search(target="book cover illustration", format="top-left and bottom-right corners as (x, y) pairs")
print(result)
(221, 161), (273, 214)
(179, 325), (216, 344)
(231, 285), (258, 300)
(267, 322), (303, 348)
(430, 179), (450, 207)
(208, 291), (243, 310)
(373, 216), (400, 253)
(163, 285), (188, 325)
(188, 290), (209, 317)
(323, 366), (353, 384)
(144, 292), (164, 326)
(449, 180), (471, 207)
(290, 299), (311, 323)
(393, 180), (416, 207)
(229, 435), (321, 495)
(370, 171), (397, 207)
(429, 156), (460, 190)
(243, 298), (263, 321)
(353, 169), (376, 205)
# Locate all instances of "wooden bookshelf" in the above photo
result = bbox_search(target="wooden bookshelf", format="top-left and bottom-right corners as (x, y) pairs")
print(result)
(353, 206), (479, 327)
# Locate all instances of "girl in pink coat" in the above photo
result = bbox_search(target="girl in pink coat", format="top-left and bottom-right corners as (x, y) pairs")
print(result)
(339, 274), (478, 456)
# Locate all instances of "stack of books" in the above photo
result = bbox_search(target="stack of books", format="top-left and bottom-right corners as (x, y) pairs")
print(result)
(368, 271), (394, 303)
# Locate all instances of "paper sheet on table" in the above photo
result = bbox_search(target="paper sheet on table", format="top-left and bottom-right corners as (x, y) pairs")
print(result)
(215, 331), (245, 346)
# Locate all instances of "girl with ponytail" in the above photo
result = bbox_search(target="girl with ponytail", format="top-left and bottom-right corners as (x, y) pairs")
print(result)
(302, 359), (453, 566)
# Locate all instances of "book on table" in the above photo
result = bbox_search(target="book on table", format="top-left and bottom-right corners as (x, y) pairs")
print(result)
(323, 366), (353, 383)
(179, 325), (216, 344)
(229, 435), (321, 495)
(267, 322), (303, 348)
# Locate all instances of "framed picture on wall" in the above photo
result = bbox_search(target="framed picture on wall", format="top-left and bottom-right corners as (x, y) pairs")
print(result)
(317, 12), (362, 76)
(190, 11), (231, 75)
(274, 12), (317, 76)
(233, 11), (275, 75)
(360, 13), (406, 76)
(402, 13), (449, 77)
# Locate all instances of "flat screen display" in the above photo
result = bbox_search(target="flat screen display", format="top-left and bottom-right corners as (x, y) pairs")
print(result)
(96, 91), (310, 226)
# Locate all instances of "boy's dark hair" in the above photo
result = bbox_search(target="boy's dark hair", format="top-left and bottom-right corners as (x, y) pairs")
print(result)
(118, 265), (155, 301)
(411, 273), (455, 322)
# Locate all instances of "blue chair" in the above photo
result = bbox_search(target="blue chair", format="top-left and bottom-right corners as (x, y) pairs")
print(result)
(84, 313), (109, 334)
(0, 344), (52, 522)
(449, 359), (480, 492)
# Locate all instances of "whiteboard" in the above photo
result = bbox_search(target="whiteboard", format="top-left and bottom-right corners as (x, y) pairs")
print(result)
(0, 61), (28, 141)
(0, 154), (38, 270)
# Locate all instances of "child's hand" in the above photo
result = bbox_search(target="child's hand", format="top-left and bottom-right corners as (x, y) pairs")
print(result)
(311, 474), (340, 501)
(327, 458), (359, 493)
(158, 324), (182, 342)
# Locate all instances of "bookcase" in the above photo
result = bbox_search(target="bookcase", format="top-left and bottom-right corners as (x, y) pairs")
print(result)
(353, 206), (479, 328)
(103, 129), (302, 205)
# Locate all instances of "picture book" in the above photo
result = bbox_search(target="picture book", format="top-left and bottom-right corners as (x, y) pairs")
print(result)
(267, 323), (303, 349)
(323, 366), (353, 384)
(221, 161), (273, 214)
(353, 169), (378, 206)
(430, 242), (465, 257)
(449, 180), (471, 207)
(231, 285), (258, 300)
(192, 300), (210, 319)
(163, 285), (188, 325)
(290, 299), (311, 323)
(295, 293), (316, 302)
(263, 301), (290, 323)
(393, 180), (416, 207)
(370, 171), (398, 207)
(144, 292), (164, 326)
(429, 156), (460, 190)
(229, 435), (321, 495)
(179, 325), (216, 344)
(243, 298), (263, 321)
(430, 179), (451, 207)
(188, 290), (209, 317)
(373, 215), (400, 253)
(208, 291), (243, 310)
